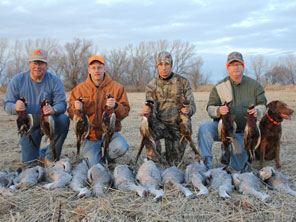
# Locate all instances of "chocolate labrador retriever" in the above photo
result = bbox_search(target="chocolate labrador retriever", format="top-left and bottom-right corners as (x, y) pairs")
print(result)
(256, 100), (294, 168)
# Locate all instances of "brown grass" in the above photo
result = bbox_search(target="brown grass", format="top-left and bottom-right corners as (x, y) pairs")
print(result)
(0, 89), (296, 222)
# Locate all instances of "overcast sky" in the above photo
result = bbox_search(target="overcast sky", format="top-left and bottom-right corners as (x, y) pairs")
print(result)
(1, 0), (295, 83)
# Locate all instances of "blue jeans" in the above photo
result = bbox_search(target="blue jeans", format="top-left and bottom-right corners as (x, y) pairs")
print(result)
(198, 121), (248, 171)
(81, 132), (129, 167)
(20, 114), (70, 164)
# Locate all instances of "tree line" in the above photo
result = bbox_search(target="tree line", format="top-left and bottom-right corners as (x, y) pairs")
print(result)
(0, 38), (207, 91)
(0, 38), (295, 91)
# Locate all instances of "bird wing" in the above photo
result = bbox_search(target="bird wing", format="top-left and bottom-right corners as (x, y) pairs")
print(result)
(218, 119), (223, 140)
(84, 115), (90, 139)
(48, 115), (55, 139)
(73, 115), (78, 135)
(27, 114), (34, 134)
(108, 112), (116, 133)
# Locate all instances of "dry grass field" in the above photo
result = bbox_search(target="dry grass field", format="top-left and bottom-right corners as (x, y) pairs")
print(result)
(0, 88), (296, 222)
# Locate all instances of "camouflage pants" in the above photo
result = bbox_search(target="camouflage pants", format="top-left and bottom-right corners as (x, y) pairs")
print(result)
(151, 120), (187, 166)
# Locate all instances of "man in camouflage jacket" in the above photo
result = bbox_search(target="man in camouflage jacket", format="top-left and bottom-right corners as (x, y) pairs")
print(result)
(142, 51), (196, 165)
(198, 52), (267, 171)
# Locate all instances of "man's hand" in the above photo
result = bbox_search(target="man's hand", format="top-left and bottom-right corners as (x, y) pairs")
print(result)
(74, 100), (83, 110)
(219, 105), (229, 115)
(248, 107), (258, 117)
(142, 105), (151, 115)
(181, 106), (190, 114)
(15, 100), (26, 112)
(42, 104), (56, 115)
(106, 97), (116, 108)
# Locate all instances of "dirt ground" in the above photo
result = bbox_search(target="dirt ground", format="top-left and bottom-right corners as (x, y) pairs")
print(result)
(0, 89), (295, 222)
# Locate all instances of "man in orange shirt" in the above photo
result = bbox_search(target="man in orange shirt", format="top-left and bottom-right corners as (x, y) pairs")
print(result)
(68, 56), (130, 166)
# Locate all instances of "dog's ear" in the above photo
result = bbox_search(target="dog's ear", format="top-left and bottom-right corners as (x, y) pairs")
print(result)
(268, 101), (278, 113)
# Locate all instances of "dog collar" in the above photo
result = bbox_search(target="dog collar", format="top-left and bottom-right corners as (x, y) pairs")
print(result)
(266, 113), (281, 125)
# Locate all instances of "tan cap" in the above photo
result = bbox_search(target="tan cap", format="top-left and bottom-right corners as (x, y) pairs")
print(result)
(29, 49), (48, 63)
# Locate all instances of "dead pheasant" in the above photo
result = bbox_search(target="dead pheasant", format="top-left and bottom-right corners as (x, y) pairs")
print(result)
(16, 97), (36, 147)
(73, 97), (90, 156)
(40, 100), (57, 161)
(218, 102), (236, 166)
(135, 100), (161, 164)
(177, 99), (201, 161)
(244, 104), (261, 162)
(101, 94), (116, 163)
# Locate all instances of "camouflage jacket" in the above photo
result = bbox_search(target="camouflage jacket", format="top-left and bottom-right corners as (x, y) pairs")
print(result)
(146, 72), (196, 128)
(207, 75), (267, 132)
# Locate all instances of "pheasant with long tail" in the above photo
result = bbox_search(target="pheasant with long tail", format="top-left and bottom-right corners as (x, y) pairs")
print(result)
(177, 99), (202, 161)
(244, 104), (261, 162)
(73, 97), (90, 156)
(101, 94), (116, 163)
(135, 100), (162, 164)
(218, 102), (236, 166)
(40, 100), (57, 161)
(16, 97), (36, 147)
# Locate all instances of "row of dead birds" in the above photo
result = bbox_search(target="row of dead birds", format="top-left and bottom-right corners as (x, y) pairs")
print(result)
(1, 158), (295, 202)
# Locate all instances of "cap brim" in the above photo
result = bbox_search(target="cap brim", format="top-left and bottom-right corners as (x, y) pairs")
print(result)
(156, 59), (172, 65)
(228, 59), (243, 64)
(29, 59), (47, 63)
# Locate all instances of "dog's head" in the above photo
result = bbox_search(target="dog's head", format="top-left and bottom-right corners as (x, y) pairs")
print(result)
(258, 166), (275, 180)
(268, 100), (294, 120)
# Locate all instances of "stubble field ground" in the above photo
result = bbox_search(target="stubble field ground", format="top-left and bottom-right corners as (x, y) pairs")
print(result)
(0, 87), (295, 222)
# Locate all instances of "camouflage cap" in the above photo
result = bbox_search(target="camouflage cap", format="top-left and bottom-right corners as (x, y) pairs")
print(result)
(156, 51), (173, 66)
(29, 49), (48, 63)
(227, 51), (244, 64)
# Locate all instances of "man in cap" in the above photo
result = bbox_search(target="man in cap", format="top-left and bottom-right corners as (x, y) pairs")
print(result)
(4, 49), (69, 164)
(197, 51), (267, 171)
(67, 56), (130, 167)
(142, 51), (196, 165)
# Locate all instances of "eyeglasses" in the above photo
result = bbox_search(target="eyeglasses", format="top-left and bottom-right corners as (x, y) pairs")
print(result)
(30, 61), (46, 66)
(89, 66), (104, 71)
(228, 63), (242, 68)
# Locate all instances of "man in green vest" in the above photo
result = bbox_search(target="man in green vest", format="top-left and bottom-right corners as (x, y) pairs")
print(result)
(198, 51), (267, 171)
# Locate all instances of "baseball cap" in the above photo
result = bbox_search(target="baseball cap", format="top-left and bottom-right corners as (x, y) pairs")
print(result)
(88, 56), (104, 65)
(29, 49), (48, 63)
(156, 51), (173, 66)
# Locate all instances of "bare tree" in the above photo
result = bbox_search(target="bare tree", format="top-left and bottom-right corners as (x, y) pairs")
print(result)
(283, 54), (296, 85)
(4, 41), (28, 86)
(265, 64), (290, 85)
(0, 38), (9, 86)
(249, 55), (268, 85)
(184, 57), (208, 90)
(24, 38), (60, 55)
(127, 42), (155, 87)
(49, 46), (65, 79)
(104, 47), (130, 84)
(59, 38), (97, 90)
(171, 40), (196, 74)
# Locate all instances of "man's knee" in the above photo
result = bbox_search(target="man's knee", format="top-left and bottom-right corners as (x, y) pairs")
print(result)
(56, 114), (70, 129)
(198, 122), (209, 135)
(109, 142), (129, 159)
